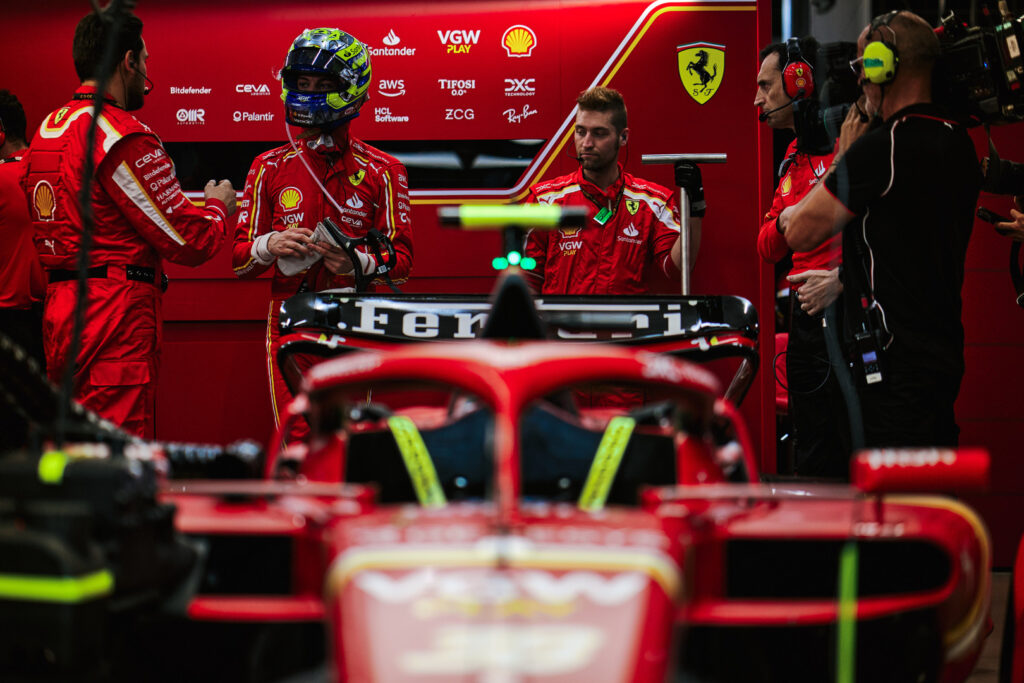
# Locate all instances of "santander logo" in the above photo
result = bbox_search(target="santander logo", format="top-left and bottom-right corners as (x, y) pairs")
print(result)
(383, 30), (400, 46)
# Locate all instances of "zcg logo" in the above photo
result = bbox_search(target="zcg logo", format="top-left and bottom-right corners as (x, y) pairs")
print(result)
(445, 108), (475, 120)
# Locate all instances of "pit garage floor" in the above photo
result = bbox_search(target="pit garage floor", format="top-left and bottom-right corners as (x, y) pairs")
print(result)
(969, 571), (1011, 682)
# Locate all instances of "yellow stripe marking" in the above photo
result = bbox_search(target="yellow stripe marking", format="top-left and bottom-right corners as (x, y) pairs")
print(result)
(579, 417), (635, 511)
(388, 416), (447, 508)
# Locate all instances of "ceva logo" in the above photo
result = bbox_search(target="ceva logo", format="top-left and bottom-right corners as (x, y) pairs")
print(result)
(438, 29), (480, 54)
(236, 84), (271, 96)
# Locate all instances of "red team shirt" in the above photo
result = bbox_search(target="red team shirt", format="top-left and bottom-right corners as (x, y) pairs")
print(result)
(524, 165), (681, 295)
(757, 139), (841, 286)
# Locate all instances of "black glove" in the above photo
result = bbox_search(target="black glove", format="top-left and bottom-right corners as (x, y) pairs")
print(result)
(673, 161), (706, 217)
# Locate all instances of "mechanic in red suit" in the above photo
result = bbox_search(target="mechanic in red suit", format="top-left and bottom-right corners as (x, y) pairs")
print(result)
(0, 90), (46, 453)
(232, 28), (413, 444)
(0, 90), (45, 367)
(523, 86), (703, 295)
(754, 38), (849, 477)
(21, 9), (237, 438)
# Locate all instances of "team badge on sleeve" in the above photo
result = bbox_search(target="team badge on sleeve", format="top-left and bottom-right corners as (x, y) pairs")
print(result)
(677, 42), (725, 105)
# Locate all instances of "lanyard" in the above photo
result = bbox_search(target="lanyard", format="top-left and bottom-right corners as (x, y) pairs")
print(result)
(580, 178), (625, 226)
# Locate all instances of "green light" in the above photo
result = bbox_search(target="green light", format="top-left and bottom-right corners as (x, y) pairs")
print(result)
(506, 250), (522, 266)
(492, 256), (509, 270)
(521, 257), (537, 270)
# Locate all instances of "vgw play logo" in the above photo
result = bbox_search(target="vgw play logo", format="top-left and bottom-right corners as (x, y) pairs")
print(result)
(438, 29), (480, 54)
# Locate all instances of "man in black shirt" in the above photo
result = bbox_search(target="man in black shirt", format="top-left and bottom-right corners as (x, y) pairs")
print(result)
(779, 10), (981, 448)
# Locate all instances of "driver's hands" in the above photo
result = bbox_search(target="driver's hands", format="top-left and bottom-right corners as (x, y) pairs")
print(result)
(311, 242), (355, 274)
(204, 179), (237, 216)
(267, 228), (315, 257)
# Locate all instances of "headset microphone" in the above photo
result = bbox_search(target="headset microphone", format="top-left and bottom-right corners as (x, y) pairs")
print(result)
(758, 91), (803, 122)
(142, 74), (154, 96)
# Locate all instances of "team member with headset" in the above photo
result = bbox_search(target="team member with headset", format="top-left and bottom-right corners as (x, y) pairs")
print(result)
(755, 38), (849, 476)
(523, 86), (703, 295)
(232, 28), (413, 444)
(20, 9), (237, 438)
(781, 10), (980, 448)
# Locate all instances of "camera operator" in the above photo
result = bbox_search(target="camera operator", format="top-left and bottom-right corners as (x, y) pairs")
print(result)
(780, 10), (981, 448)
(755, 37), (849, 476)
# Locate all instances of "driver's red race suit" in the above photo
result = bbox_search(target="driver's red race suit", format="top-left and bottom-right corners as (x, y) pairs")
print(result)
(231, 134), (413, 442)
(21, 86), (230, 438)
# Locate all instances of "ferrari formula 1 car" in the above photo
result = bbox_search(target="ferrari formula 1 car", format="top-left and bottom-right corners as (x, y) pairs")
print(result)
(0, 276), (992, 682)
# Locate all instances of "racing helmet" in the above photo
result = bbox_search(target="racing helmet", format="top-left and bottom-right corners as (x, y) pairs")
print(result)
(281, 28), (372, 128)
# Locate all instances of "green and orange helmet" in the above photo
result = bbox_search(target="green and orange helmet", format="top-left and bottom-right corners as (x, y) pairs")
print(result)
(281, 28), (372, 128)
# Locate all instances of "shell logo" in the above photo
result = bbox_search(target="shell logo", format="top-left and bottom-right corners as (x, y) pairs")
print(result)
(780, 174), (792, 196)
(502, 25), (536, 58)
(279, 187), (303, 211)
(33, 181), (56, 222)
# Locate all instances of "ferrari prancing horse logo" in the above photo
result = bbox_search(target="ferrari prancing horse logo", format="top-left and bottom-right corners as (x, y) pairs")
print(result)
(677, 42), (725, 105)
(625, 200), (640, 215)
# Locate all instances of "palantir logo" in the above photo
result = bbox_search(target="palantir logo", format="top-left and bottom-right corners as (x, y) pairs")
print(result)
(176, 108), (205, 125)
(383, 29), (401, 46)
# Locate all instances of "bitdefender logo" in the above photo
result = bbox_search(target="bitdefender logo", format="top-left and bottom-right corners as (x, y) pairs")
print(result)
(176, 108), (205, 125)
(371, 29), (416, 57)
(236, 84), (271, 96)
(169, 86), (211, 95)
(438, 29), (480, 54)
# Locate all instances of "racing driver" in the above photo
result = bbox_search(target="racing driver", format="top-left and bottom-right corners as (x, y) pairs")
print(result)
(21, 9), (236, 438)
(232, 28), (413, 444)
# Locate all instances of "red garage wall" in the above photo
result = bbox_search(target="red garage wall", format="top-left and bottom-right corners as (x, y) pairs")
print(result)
(5, 0), (1020, 563)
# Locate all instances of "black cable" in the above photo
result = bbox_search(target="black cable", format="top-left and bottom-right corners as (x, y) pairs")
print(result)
(821, 301), (864, 451)
(56, 0), (138, 448)
(772, 348), (832, 395)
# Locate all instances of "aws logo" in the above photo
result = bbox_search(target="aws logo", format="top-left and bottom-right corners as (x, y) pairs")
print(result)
(278, 187), (303, 212)
(438, 29), (480, 54)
